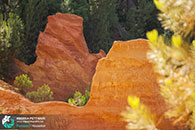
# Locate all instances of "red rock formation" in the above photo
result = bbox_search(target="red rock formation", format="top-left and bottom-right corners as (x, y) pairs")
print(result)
(15, 13), (106, 101)
(1, 39), (187, 130)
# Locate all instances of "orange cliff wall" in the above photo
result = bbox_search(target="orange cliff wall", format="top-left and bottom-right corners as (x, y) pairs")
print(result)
(0, 39), (187, 130)
(15, 13), (106, 101)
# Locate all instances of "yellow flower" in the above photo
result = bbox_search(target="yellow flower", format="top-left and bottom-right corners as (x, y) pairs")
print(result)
(128, 96), (140, 109)
(165, 79), (172, 86)
(146, 29), (158, 43)
(191, 92), (195, 100)
(172, 35), (182, 48)
(153, 0), (164, 11)
(193, 40), (195, 47)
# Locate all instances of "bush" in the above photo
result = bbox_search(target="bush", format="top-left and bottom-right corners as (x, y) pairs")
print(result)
(124, 0), (163, 39)
(0, 13), (24, 81)
(14, 74), (53, 103)
(20, 0), (61, 64)
(61, 0), (90, 22)
(84, 89), (90, 102)
(122, 0), (195, 129)
(0, 107), (4, 112)
(68, 90), (90, 106)
(26, 84), (53, 103)
(14, 74), (33, 94)
(121, 96), (156, 130)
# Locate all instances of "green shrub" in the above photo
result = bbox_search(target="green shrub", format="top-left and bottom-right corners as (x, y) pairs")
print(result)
(0, 107), (4, 112)
(20, 0), (61, 64)
(84, 90), (90, 102)
(26, 84), (53, 103)
(14, 74), (33, 94)
(14, 74), (53, 103)
(122, 0), (195, 129)
(0, 12), (24, 81)
(124, 0), (163, 40)
(68, 90), (90, 106)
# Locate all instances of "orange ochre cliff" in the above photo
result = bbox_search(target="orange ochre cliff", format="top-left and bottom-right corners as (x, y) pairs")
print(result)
(15, 13), (106, 101)
(0, 31), (187, 130)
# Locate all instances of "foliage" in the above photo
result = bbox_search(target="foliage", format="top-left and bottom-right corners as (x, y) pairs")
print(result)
(145, 0), (195, 129)
(84, 89), (90, 102)
(154, 0), (195, 38)
(87, 0), (118, 53)
(0, 0), (21, 19)
(14, 74), (33, 94)
(61, 0), (165, 53)
(124, 0), (163, 39)
(61, 0), (91, 53)
(122, 0), (195, 129)
(61, 0), (89, 22)
(14, 74), (53, 103)
(0, 0), (169, 73)
(121, 96), (157, 130)
(20, 0), (61, 65)
(0, 107), (4, 112)
(0, 0), (167, 69)
(26, 84), (54, 103)
(19, 0), (48, 64)
(47, 0), (62, 15)
(0, 1), (24, 80)
(68, 90), (90, 106)
(147, 29), (195, 126)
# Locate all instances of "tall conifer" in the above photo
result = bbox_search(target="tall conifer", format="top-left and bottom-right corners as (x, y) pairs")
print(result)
(21, 0), (61, 64)
(88, 0), (118, 52)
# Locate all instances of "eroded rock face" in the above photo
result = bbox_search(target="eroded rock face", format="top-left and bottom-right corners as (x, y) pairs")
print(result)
(1, 39), (186, 130)
(15, 13), (106, 101)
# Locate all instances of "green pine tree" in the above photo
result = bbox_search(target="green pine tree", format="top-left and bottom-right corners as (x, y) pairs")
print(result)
(20, 0), (48, 64)
(61, 0), (91, 52)
(20, 0), (61, 65)
(125, 0), (163, 39)
(0, 0), (24, 80)
(87, 0), (118, 53)
(61, 0), (90, 22)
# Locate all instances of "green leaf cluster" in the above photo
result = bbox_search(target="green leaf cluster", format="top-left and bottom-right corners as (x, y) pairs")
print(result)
(61, 0), (119, 53)
(0, 0), (21, 19)
(0, 0), (167, 71)
(62, 0), (164, 53)
(145, 0), (195, 129)
(26, 84), (54, 103)
(14, 74), (33, 94)
(68, 90), (90, 106)
(0, 10), (24, 80)
(14, 74), (53, 103)
(62, 0), (89, 22)
(0, 107), (4, 112)
(87, 0), (118, 53)
(18, 0), (61, 65)
(124, 0), (163, 39)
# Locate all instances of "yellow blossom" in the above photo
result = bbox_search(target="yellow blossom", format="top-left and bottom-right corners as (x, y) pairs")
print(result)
(172, 35), (182, 48)
(128, 96), (140, 109)
(165, 79), (172, 86)
(146, 29), (158, 43)
(122, 96), (157, 130)
(193, 40), (195, 47)
(153, 0), (163, 11)
(191, 92), (195, 100)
